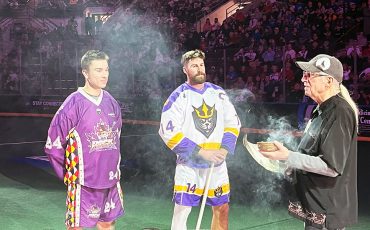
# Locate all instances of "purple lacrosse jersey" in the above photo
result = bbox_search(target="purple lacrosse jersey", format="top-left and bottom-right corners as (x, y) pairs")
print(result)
(45, 88), (122, 189)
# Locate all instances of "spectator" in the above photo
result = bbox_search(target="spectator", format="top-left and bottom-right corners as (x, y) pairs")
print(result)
(244, 47), (257, 62)
(202, 18), (212, 33)
(284, 43), (296, 61)
(262, 46), (275, 63)
(234, 47), (246, 62)
(95, 15), (103, 35)
(286, 81), (304, 103)
(212, 17), (221, 31)
(85, 12), (94, 36)
(282, 61), (295, 83)
(226, 65), (239, 86)
(234, 76), (246, 89)
(357, 89), (370, 105)
(342, 62), (353, 86)
(359, 66), (370, 80)
(346, 41), (362, 58)
(297, 44), (308, 61)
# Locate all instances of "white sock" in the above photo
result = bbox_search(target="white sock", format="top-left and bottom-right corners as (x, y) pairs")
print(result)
(171, 203), (192, 230)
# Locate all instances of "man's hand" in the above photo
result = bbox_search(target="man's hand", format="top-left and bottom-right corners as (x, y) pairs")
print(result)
(259, 141), (290, 161)
(198, 148), (228, 164)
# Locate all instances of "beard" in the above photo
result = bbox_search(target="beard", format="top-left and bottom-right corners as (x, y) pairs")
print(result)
(189, 72), (206, 84)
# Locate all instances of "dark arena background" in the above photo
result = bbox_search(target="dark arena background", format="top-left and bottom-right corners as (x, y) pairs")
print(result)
(1, 0), (370, 229)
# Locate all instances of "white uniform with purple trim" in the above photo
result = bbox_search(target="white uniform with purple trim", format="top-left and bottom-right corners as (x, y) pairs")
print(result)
(159, 82), (240, 206)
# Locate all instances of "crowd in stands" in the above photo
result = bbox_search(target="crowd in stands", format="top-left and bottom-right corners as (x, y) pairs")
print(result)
(0, 13), (83, 95)
(195, 0), (370, 104)
(0, 0), (369, 106)
(35, 0), (119, 17)
(100, 0), (370, 104)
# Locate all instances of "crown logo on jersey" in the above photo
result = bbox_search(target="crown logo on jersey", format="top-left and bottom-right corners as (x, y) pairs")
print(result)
(95, 120), (113, 139)
(192, 100), (217, 138)
(86, 120), (119, 152)
(193, 100), (215, 119)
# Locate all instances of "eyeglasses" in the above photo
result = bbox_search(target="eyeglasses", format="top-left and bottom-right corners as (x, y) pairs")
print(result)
(302, 71), (329, 80)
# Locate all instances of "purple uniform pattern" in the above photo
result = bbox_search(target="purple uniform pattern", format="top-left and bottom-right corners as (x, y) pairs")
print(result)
(45, 88), (122, 189)
(65, 182), (125, 227)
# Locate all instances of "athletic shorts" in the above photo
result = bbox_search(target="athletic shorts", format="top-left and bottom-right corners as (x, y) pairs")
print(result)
(173, 162), (230, 206)
(65, 182), (124, 228)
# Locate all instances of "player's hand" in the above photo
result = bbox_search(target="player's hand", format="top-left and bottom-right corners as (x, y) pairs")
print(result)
(219, 148), (228, 158)
(259, 141), (290, 161)
(198, 149), (227, 164)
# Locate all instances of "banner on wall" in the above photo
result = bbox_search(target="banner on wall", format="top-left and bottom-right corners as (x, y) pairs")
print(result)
(29, 98), (135, 117)
(359, 107), (370, 136)
(0, 96), (137, 117)
(1, 95), (370, 136)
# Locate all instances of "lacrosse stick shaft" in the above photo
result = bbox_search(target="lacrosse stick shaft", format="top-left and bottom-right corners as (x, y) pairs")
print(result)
(195, 162), (215, 230)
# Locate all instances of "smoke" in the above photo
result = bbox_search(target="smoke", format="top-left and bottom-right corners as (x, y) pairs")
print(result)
(99, 5), (181, 99)
(96, 4), (184, 197)
(225, 88), (255, 127)
(121, 133), (175, 198)
(225, 91), (299, 210)
(244, 116), (299, 208)
(225, 89), (256, 103)
(228, 143), (288, 209)
(103, 3), (300, 209)
(265, 116), (300, 151)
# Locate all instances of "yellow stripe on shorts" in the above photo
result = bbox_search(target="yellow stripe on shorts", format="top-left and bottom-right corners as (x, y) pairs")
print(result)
(174, 183), (230, 198)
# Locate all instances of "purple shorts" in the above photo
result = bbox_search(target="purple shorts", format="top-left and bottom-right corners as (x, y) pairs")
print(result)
(65, 182), (124, 228)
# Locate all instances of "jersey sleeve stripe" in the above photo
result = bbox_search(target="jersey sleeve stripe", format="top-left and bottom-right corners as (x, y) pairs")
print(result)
(162, 92), (181, 112)
(224, 127), (240, 136)
(198, 142), (221, 150)
(166, 132), (185, 149)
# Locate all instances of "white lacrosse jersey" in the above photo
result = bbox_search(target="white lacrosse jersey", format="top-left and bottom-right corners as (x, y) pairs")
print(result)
(159, 82), (240, 168)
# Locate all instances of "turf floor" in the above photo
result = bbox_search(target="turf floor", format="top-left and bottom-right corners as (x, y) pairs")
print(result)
(0, 116), (369, 229)
(1, 168), (369, 230)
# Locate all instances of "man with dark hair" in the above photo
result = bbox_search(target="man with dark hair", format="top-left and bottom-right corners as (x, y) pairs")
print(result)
(159, 49), (240, 229)
(45, 50), (124, 229)
(261, 54), (358, 230)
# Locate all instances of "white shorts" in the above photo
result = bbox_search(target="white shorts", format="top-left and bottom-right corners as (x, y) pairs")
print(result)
(173, 162), (230, 206)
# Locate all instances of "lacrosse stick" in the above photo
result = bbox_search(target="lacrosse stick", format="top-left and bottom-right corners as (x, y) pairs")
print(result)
(195, 162), (215, 230)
